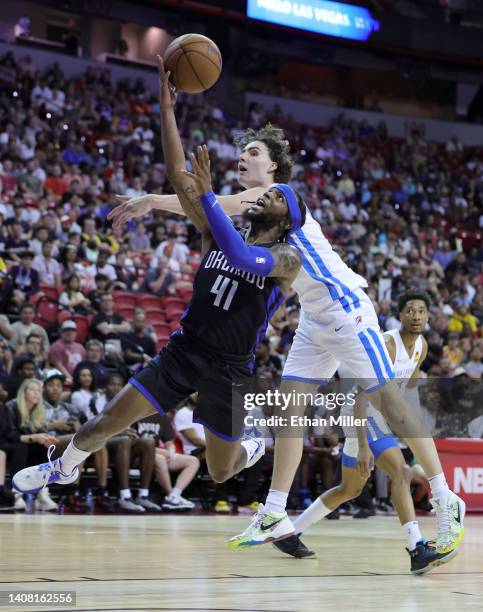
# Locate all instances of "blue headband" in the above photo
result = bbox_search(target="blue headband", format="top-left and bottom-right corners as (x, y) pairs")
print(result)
(270, 183), (302, 233)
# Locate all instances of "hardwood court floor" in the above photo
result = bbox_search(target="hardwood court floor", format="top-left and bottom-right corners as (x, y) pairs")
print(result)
(0, 513), (482, 612)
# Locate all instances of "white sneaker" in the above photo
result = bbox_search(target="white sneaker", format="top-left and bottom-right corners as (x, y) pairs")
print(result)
(35, 487), (58, 512)
(228, 503), (294, 550)
(432, 492), (466, 553)
(135, 496), (161, 512)
(12, 445), (79, 494)
(14, 493), (26, 511)
(162, 492), (195, 510)
(118, 497), (145, 513)
(244, 436), (265, 469)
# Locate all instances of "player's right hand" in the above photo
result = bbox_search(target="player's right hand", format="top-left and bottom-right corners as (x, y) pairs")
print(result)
(356, 446), (374, 479)
(156, 54), (177, 110)
(108, 194), (156, 228)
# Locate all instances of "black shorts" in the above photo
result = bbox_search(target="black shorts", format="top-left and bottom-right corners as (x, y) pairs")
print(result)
(129, 330), (252, 441)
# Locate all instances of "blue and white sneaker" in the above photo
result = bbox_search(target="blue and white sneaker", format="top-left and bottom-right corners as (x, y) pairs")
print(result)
(12, 445), (79, 494)
(244, 435), (265, 468)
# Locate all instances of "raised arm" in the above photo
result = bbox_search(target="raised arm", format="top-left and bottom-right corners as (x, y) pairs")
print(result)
(157, 55), (210, 237)
(183, 146), (300, 293)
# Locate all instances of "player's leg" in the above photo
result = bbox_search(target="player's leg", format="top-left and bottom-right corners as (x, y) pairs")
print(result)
(371, 383), (465, 553)
(229, 318), (337, 549)
(13, 340), (194, 494)
(376, 445), (458, 573)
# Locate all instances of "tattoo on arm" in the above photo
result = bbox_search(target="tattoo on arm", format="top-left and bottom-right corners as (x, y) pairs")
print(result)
(270, 243), (301, 278)
(179, 183), (208, 233)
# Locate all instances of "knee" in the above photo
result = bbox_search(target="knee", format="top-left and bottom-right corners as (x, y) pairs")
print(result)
(339, 480), (365, 500)
(188, 455), (200, 470)
(208, 464), (232, 483)
(156, 454), (168, 467)
(138, 437), (155, 455)
(389, 464), (412, 488)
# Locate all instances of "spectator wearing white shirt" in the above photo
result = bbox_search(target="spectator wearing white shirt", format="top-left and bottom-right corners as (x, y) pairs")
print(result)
(32, 241), (62, 287)
(151, 234), (188, 268)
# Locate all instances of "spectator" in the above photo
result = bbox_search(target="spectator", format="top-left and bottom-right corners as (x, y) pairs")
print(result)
(465, 347), (483, 380)
(59, 274), (91, 315)
(88, 373), (161, 512)
(5, 355), (37, 400)
(7, 251), (39, 310)
(73, 340), (110, 388)
(254, 338), (282, 379)
(9, 303), (49, 353)
(71, 365), (97, 414)
(5, 379), (57, 511)
(15, 332), (45, 378)
(48, 320), (86, 378)
(443, 333), (464, 370)
(134, 413), (198, 510)
(448, 304), (479, 334)
(86, 274), (111, 312)
(32, 241), (62, 287)
(152, 233), (188, 267)
(90, 293), (130, 345)
(141, 256), (177, 297)
(121, 308), (156, 371)
(129, 222), (151, 254)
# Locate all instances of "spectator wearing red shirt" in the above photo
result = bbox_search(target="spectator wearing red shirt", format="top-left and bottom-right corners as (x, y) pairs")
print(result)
(48, 320), (86, 379)
(44, 164), (68, 197)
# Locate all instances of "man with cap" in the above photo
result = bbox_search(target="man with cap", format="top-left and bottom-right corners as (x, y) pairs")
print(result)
(48, 320), (86, 379)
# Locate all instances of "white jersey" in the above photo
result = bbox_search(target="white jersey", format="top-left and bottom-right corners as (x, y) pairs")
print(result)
(384, 329), (423, 387)
(288, 208), (367, 316)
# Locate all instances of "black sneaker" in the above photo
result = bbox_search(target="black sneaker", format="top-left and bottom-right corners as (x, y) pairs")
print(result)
(407, 540), (457, 575)
(272, 534), (316, 559)
(326, 509), (340, 520)
(95, 494), (115, 514)
(63, 494), (89, 514)
(353, 506), (376, 519)
(0, 486), (15, 511)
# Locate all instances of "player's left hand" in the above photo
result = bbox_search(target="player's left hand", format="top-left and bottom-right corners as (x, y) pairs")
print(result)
(180, 145), (213, 196)
(156, 54), (177, 110)
(356, 446), (374, 479)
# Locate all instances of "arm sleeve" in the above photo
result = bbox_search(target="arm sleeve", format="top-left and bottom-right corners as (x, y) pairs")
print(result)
(200, 192), (275, 276)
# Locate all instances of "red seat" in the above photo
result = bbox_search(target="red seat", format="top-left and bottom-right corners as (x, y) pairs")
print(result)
(160, 296), (186, 310)
(169, 319), (181, 332)
(113, 291), (137, 308)
(165, 306), (185, 321)
(116, 306), (135, 321)
(176, 287), (193, 301)
(58, 310), (73, 325)
(152, 322), (171, 337)
(137, 293), (164, 310)
(72, 314), (90, 344)
(34, 297), (59, 329)
(156, 335), (170, 351)
(39, 284), (60, 301)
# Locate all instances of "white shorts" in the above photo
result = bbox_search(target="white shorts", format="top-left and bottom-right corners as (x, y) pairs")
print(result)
(282, 288), (395, 393)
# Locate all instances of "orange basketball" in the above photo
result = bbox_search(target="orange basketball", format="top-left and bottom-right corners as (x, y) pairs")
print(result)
(164, 33), (222, 94)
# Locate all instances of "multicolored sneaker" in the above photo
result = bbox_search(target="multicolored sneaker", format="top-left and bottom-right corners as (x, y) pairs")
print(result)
(273, 534), (317, 559)
(228, 503), (294, 550)
(12, 445), (79, 494)
(432, 493), (466, 554)
(214, 500), (231, 513)
(407, 539), (458, 575)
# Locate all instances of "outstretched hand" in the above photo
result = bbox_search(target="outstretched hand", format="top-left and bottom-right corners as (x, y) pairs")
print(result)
(181, 144), (213, 196)
(156, 54), (177, 110)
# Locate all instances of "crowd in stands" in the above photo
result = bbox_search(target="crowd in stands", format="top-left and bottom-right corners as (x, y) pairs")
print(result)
(0, 49), (481, 515)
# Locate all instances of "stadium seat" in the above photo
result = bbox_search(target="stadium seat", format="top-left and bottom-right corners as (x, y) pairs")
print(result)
(112, 291), (137, 308)
(152, 322), (171, 337)
(161, 297), (186, 310)
(72, 314), (90, 344)
(145, 310), (168, 325)
(176, 287), (193, 302)
(34, 297), (59, 330)
(156, 335), (170, 351)
(116, 306), (135, 321)
(165, 305), (185, 321)
(137, 294), (164, 310)
(39, 284), (60, 301)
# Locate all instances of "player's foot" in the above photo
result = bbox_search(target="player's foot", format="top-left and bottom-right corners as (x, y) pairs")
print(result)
(238, 501), (259, 514)
(136, 496), (161, 512)
(407, 539), (458, 575)
(118, 497), (145, 513)
(214, 500), (231, 513)
(12, 445), (79, 494)
(63, 494), (89, 514)
(0, 486), (15, 511)
(162, 492), (195, 510)
(353, 506), (375, 519)
(432, 492), (466, 553)
(273, 534), (317, 559)
(244, 435), (265, 468)
(35, 487), (58, 512)
(326, 509), (340, 520)
(228, 503), (294, 550)
(13, 493), (26, 511)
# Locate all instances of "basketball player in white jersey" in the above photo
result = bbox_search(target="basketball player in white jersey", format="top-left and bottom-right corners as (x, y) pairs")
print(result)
(273, 290), (458, 574)
(109, 123), (464, 556)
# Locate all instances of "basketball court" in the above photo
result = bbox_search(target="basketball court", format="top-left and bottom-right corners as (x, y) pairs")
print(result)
(1, 513), (481, 611)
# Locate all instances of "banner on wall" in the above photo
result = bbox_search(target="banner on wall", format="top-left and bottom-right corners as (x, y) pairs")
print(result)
(247, 0), (380, 41)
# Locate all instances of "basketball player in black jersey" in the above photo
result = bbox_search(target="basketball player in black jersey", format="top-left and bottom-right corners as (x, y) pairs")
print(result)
(12, 57), (306, 507)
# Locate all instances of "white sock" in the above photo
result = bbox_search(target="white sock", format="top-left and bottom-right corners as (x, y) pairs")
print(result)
(60, 439), (91, 475)
(240, 437), (261, 467)
(119, 489), (132, 500)
(428, 473), (451, 498)
(403, 520), (423, 551)
(171, 487), (181, 498)
(293, 498), (332, 533)
(138, 488), (149, 498)
(265, 489), (288, 514)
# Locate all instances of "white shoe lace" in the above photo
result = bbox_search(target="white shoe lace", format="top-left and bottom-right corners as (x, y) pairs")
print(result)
(38, 445), (58, 491)
(434, 499), (451, 534)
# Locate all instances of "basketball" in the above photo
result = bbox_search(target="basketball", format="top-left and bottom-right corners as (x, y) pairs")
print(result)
(164, 33), (222, 94)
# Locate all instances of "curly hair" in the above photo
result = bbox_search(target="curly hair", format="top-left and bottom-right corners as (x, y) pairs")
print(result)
(234, 123), (293, 183)
(397, 289), (431, 313)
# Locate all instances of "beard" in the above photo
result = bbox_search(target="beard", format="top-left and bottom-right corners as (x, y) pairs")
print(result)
(242, 206), (276, 226)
